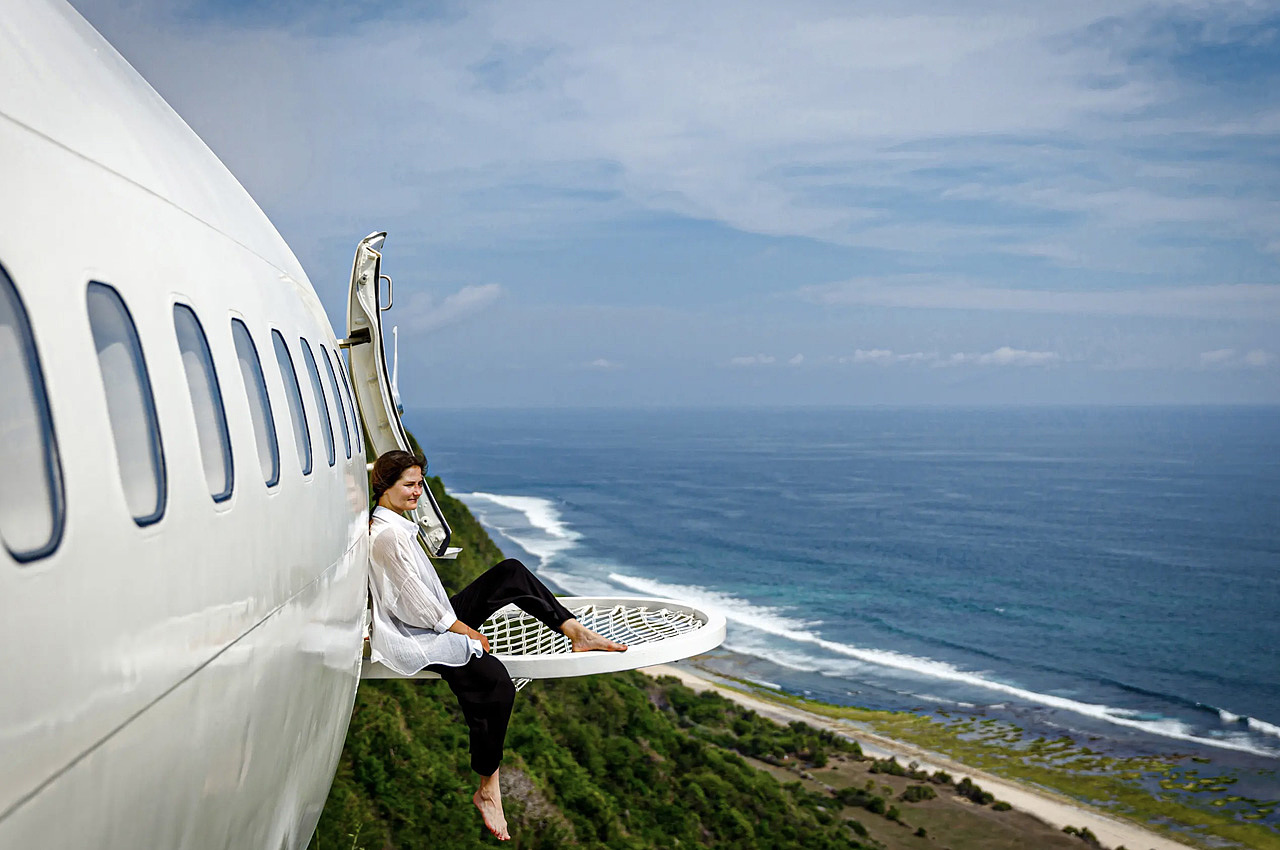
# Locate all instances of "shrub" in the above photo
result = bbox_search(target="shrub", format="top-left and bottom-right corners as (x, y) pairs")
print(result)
(956, 777), (995, 805)
(1062, 825), (1102, 846)
(992, 800), (1012, 811)
(900, 784), (938, 803)
(870, 757), (908, 776)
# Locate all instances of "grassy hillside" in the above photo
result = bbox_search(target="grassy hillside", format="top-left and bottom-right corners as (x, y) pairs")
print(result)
(313, 477), (873, 849)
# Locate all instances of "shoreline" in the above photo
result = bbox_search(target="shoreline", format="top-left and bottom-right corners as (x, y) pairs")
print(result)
(643, 662), (1199, 850)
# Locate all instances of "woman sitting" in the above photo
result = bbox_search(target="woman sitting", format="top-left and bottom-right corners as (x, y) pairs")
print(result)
(366, 450), (626, 840)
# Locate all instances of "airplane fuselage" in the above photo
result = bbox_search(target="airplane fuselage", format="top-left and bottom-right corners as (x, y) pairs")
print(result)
(1, 2), (368, 846)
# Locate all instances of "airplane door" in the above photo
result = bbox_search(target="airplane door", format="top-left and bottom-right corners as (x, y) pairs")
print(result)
(344, 232), (456, 557)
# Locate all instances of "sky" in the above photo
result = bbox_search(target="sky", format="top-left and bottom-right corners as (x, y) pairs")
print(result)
(72, 0), (1280, 406)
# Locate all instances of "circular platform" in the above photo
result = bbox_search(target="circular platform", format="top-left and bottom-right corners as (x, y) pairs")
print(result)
(361, 596), (727, 681)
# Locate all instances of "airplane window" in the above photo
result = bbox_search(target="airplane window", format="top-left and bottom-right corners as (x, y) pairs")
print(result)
(230, 319), (279, 487)
(299, 337), (335, 468)
(334, 348), (361, 450)
(87, 282), (166, 526)
(0, 265), (66, 561)
(271, 330), (312, 475)
(173, 305), (233, 502)
(320, 343), (352, 459)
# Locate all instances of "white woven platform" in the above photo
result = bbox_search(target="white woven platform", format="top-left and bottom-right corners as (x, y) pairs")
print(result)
(360, 596), (726, 682)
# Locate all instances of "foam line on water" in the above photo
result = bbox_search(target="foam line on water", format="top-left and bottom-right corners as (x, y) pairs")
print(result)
(1248, 717), (1280, 738)
(747, 677), (782, 690)
(539, 568), (620, 598)
(608, 572), (1280, 757)
(462, 492), (580, 541)
(456, 492), (580, 562)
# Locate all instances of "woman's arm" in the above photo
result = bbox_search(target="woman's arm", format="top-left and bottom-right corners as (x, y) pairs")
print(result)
(448, 620), (491, 653)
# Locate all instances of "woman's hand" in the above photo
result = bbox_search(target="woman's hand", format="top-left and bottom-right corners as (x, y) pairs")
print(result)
(449, 620), (491, 653)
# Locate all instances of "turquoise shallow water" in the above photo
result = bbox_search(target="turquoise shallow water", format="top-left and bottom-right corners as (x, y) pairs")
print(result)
(408, 406), (1280, 772)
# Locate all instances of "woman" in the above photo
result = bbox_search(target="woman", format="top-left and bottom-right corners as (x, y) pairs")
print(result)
(367, 450), (625, 841)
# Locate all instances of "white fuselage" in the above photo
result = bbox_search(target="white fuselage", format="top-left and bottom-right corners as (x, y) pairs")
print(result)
(0, 2), (368, 847)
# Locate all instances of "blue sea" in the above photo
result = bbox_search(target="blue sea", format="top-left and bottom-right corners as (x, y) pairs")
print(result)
(407, 406), (1280, 775)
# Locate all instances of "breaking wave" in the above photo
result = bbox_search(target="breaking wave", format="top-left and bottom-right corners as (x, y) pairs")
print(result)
(456, 492), (580, 562)
(1248, 717), (1280, 738)
(607, 572), (1280, 757)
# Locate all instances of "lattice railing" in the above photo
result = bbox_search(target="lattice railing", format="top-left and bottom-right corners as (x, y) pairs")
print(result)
(480, 602), (708, 690)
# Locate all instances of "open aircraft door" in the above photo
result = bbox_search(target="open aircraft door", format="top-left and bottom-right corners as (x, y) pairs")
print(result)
(343, 231), (458, 558)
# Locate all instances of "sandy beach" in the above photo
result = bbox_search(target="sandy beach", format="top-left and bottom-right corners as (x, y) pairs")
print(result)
(644, 663), (1199, 850)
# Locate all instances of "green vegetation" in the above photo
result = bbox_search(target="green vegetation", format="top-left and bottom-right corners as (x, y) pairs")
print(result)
(899, 784), (936, 803)
(955, 776), (995, 806)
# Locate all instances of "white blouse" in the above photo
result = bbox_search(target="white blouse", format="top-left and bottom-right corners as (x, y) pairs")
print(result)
(367, 506), (482, 675)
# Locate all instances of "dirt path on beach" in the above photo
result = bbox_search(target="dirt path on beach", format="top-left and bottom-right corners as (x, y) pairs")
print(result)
(643, 664), (1199, 850)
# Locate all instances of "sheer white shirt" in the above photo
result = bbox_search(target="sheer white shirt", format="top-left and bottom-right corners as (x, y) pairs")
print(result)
(367, 506), (482, 675)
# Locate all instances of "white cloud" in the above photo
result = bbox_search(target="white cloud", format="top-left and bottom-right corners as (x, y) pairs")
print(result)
(1200, 348), (1237, 365)
(1202, 348), (1277, 368)
(936, 347), (1060, 367)
(850, 349), (893, 364)
(588, 358), (622, 369)
(801, 278), (1280, 320)
(401, 283), (503, 332)
(978, 347), (1059, 366)
(729, 354), (776, 366)
(839, 349), (936, 365)
(788, 353), (804, 365)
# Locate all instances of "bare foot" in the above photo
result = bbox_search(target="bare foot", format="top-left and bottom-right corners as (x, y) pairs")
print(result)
(563, 618), (628, 652)
(473, 770), (510, 841)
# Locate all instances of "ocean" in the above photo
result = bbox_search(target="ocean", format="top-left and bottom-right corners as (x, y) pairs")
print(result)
(406, 406), (1280, 774)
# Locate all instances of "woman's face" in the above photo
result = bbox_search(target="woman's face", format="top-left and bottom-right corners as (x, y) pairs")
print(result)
(382, 465), (424, 513)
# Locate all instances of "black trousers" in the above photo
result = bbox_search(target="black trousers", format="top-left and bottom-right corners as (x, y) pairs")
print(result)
(427, 558), (574, 776)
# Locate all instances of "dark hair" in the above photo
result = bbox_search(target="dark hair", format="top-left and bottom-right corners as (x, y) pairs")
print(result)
(371, 450), (426, 507)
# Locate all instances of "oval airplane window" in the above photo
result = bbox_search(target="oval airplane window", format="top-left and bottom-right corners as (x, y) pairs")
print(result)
(0, 265), (66, 561)
(87, 281), (166, 526)
(173, 304), (233, 502)
(300, 338), (335, 467)
(333, 348), (361, 450)
(271, 330), (312, 476)
(320, 343), (351, 459)
(231, 319), (280, 487)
